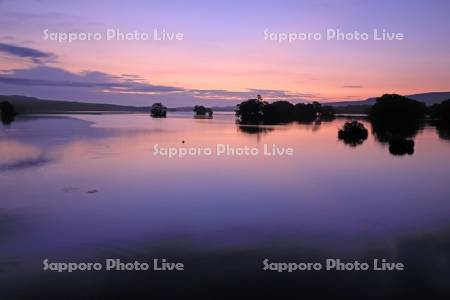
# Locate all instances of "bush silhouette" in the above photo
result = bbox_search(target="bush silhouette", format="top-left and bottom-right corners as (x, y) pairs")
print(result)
(338, 121), (368, 147)
(150, 103), (167, 118)
(1, 101), (18, 125)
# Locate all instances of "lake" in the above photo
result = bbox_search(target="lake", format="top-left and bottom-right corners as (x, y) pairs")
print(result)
(1, 113), (450, 298)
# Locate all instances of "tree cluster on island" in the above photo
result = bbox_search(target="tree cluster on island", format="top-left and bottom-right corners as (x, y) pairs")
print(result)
(234, 93), (450, 154)
(336, 94), (445, 153)
(150, 103), (167, 118)
(367, 94), (428, 155)
(0, 101), (18, 125)
(338, 121), (369, 147)
(193, 105), (213, 118)
(235, 95), (336, 125)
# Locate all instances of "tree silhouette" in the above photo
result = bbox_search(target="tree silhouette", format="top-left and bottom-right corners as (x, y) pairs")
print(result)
(369, 94), (425, 151)
(429, 99), (450, 141)
(1, 101), (18, 125)
(193, 105), (207, 115)
(193, 105), (213, 118)
(235, 95), (267, 124)
(150, 103), (167, 118)
(369, 94), (426, 122)
(294, 103), (317, 123)
(235, 95), (334, 124)
(262, 101), (295, 124)
(319, 105), (336, 121)
(338, 121), (368, 147)
(429, 99), (450, 123)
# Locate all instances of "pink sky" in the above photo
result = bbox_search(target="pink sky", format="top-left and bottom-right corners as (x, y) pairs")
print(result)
(1, 0), (449, 106)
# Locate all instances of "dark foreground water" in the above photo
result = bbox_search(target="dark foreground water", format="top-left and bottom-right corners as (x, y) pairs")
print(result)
(1, 113), (450, 299)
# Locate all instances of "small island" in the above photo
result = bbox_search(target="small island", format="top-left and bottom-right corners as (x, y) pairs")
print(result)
(193, 105), (213, 119)
(1, 101), (18, 125)
(150, 103), (167, 118)
(235, 94), (335, 125)
(338, 121), (369, 147)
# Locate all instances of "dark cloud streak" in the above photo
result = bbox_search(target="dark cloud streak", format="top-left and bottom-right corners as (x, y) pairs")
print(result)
(0, 43), (56, 63)
(342, 85), (363, 89)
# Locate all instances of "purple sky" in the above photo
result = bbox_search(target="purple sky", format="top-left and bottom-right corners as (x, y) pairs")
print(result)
(0, 0), (450, 106)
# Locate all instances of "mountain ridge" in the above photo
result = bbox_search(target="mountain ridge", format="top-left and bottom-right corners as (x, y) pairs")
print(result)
(1, 92), (449, 114)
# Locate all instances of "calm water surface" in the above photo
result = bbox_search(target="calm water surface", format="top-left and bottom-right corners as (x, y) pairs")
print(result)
(1, 113), (450, 297)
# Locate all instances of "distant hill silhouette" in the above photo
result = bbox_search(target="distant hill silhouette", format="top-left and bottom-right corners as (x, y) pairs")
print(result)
(328, 92), (450, 107)
(0, 95), (151, 114)
(2, 91), (449, 115)
(0, 95), (237, 114)
(330, 92), (450, 115)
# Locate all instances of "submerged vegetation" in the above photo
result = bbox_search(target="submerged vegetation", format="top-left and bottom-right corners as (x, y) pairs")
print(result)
(235, 95), (335, 125)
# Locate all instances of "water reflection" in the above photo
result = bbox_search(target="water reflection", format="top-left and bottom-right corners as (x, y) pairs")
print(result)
(0, 140), (52, 172)
(370, 119), (423, 143)
(1, 113), (450, 298)
(237, 125), (274, 135)
(1, 115), (15, 126)
(2, 227), (450, 299)
(388, 139), (415, 156)
(435, 122), (450, 141)
(370, 119), (424, 156)
(297, 119), (323, 131)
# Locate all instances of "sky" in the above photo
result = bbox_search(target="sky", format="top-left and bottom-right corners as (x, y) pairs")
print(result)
(0, 0), (450, 106)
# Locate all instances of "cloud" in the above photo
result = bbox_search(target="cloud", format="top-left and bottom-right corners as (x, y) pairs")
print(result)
(191, 88), (321, 102)
(0, 66), (320, 103)
(342, 85), (363, 89)
(0, 66), (184, 93)
(0, 43), (57, 63)
(1, 36), (15, 41)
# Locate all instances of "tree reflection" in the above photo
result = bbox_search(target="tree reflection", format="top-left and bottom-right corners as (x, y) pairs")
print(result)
(388, 138), (415, 156)
(436, 123), (450, 141)
(238, 125), (273, 135)
(370, 119), (423, 143)
(369, 94), (426, 156)
(429, 100), (450, 142)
